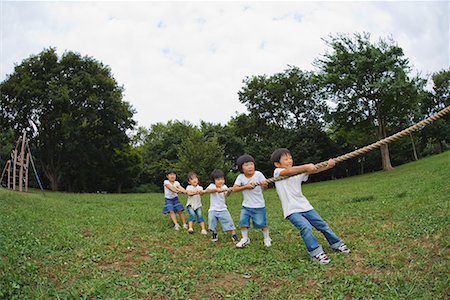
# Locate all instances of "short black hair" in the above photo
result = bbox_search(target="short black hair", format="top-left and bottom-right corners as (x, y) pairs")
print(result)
(236, 154), (255, 173)
(166, 168), (177, 175)
(270, 148), (291, 164)
(187, 172), (198, 181)
(210, 169), (225, 181)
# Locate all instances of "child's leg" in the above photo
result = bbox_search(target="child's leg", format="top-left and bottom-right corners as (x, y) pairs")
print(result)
(169, 211), (178, 225)
(200, 222), (206, 230)
(186, 205), (196, 230)
(302, 209), (342, 250)
(178, 211), (187, 225)
(287, 212), (323, 257)
(262, 227), (270, 239)
(195, 207), (205, 229)
(208, 210), (218, 232)
(218, 210), (238, 242)
(239, 207), (251, 241)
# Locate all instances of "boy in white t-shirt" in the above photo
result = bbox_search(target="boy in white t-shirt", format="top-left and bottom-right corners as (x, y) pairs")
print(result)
(203, 169), (239, 243)
(233, 154), (272, 248)
(271, 148), (350, 265)
(162, 169), (188, 230)
(185, 172), (207, 235)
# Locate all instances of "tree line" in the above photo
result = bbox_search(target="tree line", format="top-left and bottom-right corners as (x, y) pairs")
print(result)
(1, 33), (448, 193)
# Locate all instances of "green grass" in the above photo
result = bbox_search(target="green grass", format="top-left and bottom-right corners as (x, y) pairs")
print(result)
(1, 152), (449, 299)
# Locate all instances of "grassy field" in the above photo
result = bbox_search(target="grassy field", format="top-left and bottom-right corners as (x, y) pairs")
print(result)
(0, 152), (449, 299)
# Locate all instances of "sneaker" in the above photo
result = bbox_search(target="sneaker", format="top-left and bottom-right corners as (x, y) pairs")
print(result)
(333, 243), (350, 254)
(311, 252), (331, 265)
(211, 232), (218, 242)
(174, 224), (181, 231)
(236, 238), (250, 248)
(182, 224), (188, 229)
(263, 237), (272, 247)
(201, 229), (208, 235)
(231, 234), (239, 243)
(188, 228), (194, 234)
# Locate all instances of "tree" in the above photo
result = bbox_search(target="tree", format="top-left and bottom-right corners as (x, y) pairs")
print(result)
(176, 129), (227, 186)
(238, 66), (327, 129)
(110, 144), (143, 193)
(417, 69), (450, 155)
(200, 121), (245, 167)
(316, 33), (424, 171)
(141, 121), (196, 188)
(0, 48), (135, 191)
(0, 128), (15, 176)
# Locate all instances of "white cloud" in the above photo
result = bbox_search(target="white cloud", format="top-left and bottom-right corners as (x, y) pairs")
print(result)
(1, 1), (448, 128)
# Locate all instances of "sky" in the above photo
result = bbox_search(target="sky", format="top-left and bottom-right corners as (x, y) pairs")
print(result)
(1, 1), (449, 128)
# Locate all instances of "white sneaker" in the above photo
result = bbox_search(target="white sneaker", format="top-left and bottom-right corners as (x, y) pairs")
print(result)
(188, 228), (194, 234)
(174, 224), (181, 230)
(236, 238), (250, 248)
(182, 224), (188, 229)
(311, 252), (330, 265)
(201, 229), (208, 235)
(263, 237), (272, 247)
(333, 243), (350, 254)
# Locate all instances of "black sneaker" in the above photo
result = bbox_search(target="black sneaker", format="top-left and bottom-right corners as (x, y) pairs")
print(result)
(211, 231), (218, 242)
(231, 234), (239, 243)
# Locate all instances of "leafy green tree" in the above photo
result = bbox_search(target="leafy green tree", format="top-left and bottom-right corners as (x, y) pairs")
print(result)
(141, 121), (196, 188)
(176, 129), (227, 186)
(110, 144), (143, 193)
(200, 121), (245, 167)
(0, 128), (15, 176)
(238, 66), (327, 128)
(0, 48), (135, 191)
(417, 69), (450, 155)
(316, 33), (424, 171)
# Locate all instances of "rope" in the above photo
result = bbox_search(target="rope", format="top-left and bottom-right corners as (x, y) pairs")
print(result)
(259, 105), (450, 185)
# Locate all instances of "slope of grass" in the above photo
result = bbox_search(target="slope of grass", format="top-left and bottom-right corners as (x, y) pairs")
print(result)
(1, 151), (449, 299)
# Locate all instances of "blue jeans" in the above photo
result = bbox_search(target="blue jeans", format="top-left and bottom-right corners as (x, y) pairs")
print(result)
(208, 210), (236, 232)
(239, 206), (267, 229)
(186, 205), (205, 223)
(287, 209), (343, 257)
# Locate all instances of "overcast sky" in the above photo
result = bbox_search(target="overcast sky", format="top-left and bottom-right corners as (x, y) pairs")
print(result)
(1, 1), (449, 128)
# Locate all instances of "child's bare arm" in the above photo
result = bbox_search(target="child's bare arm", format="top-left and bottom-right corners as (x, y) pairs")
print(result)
(232, 183), (254, 192)
(203, 187), (220, 193)
(307, 159), (336, 174)
(186, 189), (197, 196)
(164, 183), (179, 193)
(176, 185), (187, 194)
(278, 164), (317, 176)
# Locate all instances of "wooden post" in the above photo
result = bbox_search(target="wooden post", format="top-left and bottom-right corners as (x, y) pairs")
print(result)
(7, 161), (11, 189)
(12, 149), (17, 190)
(18, 131), (26, 192)
(25, 152), (30, 192)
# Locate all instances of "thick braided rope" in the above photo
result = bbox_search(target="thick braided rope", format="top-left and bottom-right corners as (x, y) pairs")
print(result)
(261, 105), (450, 185)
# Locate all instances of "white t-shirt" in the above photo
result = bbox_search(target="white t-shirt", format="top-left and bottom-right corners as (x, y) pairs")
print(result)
(234, 171), (266, 208)
(163, 180), (181, 199)
(186, 185), (203, 210)
(207, 183), (228, 212)
(273, 168), (313, 218)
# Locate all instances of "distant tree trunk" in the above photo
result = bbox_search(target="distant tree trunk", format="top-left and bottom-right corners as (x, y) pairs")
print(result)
(45, 171), (59, 191)
(409, 132), (418, 161)
(117, 182), (122, 194)
(377, 113), (394, 171)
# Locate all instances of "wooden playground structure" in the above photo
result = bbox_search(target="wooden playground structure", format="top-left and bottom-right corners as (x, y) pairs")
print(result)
(1, 130), (31, 192)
